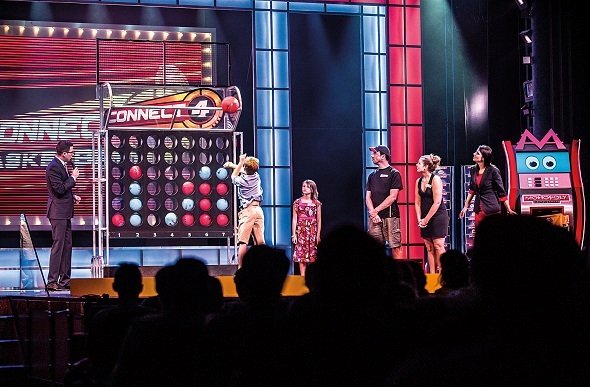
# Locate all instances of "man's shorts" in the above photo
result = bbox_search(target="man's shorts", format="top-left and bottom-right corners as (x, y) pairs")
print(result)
(237, 204), (265, 245)
(368, 217), (401, 248)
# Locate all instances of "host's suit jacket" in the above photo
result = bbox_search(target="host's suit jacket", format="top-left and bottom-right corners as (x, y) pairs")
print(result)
(468, 164), (508, 215)
(46, 157), (76, 219)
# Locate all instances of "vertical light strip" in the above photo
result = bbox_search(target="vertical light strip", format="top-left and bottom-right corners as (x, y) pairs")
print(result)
(254, 1), (291, 252)
(362, 5), (388, 228)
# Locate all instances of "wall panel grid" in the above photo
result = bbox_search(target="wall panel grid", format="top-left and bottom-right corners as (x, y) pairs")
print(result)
(251, 2), (418, 260)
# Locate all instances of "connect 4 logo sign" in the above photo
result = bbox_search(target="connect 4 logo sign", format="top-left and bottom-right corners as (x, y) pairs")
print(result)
(108, 88), (224, 129)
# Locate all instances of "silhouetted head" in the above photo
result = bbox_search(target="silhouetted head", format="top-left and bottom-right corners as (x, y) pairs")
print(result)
(471, 214), (584, 310)
(407, 260), (429, 296)
(314, 224), (389, 308)
(439, 249), (470, 290)
(234, 245), (290, 303)
(154, 265), (175, 310)
(170, 257), (210, 314)
(112, 263), (143, 299)
(206, 276), (224, 313)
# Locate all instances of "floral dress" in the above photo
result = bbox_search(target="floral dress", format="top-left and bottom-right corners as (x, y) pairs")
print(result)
(292, 198), (321, 263)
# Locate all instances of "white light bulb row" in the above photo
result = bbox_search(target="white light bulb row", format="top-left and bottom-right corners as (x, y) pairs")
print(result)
(1, 24), (212, 42)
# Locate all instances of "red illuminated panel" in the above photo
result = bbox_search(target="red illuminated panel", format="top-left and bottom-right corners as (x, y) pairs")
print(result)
(320, 0), (387, 3)
(405, 7), (421, 46)
(0, 36), (96, 89)
(0, 95), (100, 218)
(502, 140), (519, 210)
(98, 40), (203, 85)
(399, 204), (409, 244)
(389, 47), (405, 84)
(98, 40), (163, 84)
(408, 215), (423, 244)
(394, 166), (409, 204)
(165, 42), (204, 85)
(389, 86), (406, 124)
(350, 0), (387, 3)
(388, 6), (405, 45)
(570, 139), (586, 246)
(408, 245), (424, 260)
(0, 35), (208, 228)
(407, 86), (422, 124)
(406, 47), (422, 84)
(407, 125), (423, 162)
(407, 166), (421, 202)
(390, 125), (407, 164)
(0, 139), (95, 219)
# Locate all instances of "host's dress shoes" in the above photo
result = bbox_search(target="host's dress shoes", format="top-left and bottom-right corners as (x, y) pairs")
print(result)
(47, 283), (61, 291)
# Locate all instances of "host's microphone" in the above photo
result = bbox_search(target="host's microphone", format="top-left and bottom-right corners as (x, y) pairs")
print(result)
(70, 160), (78, 181)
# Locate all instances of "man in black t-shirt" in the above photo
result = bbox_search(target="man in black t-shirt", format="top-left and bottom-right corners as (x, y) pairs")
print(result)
(366, 145), (404, 259)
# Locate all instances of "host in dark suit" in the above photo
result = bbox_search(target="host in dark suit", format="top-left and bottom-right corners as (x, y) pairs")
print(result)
(459, 145), (516, 229)
(45, 140), (80, 291)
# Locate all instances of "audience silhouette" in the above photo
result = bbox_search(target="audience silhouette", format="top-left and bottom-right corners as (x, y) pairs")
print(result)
(433, 249), (470, 296)
(65, 263), (153, 386)
(140, 264), (174, 313)
(202, 245), (291, 387)
(64, 215), (590, 387)
(387, 214), (590, 385)
(287, 224), (396, 387)
(112, 257), (212, 386)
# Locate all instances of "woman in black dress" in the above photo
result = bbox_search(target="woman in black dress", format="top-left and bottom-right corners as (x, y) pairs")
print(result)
(415, 154), (449, 273)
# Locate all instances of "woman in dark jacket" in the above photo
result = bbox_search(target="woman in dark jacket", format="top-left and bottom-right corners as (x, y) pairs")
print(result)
(459, 145), (517, 228)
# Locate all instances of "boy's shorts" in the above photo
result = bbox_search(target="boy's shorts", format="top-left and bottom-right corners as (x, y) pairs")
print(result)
(237, 204), (265, 245)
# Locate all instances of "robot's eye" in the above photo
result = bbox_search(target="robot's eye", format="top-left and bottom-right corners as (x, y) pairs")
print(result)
(542, 156), (557, 170)
(525, 156), (539, 170)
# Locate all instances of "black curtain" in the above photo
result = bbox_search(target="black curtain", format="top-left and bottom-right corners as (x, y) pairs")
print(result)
(290, 13), (364, 235)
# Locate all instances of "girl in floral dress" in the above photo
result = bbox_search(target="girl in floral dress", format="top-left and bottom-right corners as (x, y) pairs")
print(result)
(292, 180), (322, 276)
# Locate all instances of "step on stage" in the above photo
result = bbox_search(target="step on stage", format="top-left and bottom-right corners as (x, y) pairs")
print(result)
(70, 265), (310, 298)
(0, 267), (442, 298)
(70, 266), (442, 298)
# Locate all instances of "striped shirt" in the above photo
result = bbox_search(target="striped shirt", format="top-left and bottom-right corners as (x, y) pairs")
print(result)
(231, 172), (263, 209)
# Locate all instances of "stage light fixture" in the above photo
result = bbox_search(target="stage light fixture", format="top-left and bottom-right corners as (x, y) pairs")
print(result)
(523, 80), (533, 103)
(514, 0), (530, 17)
(522, 56), (531, 64)
(514, 0), (528, 10)
(520, 29), (532, 45)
